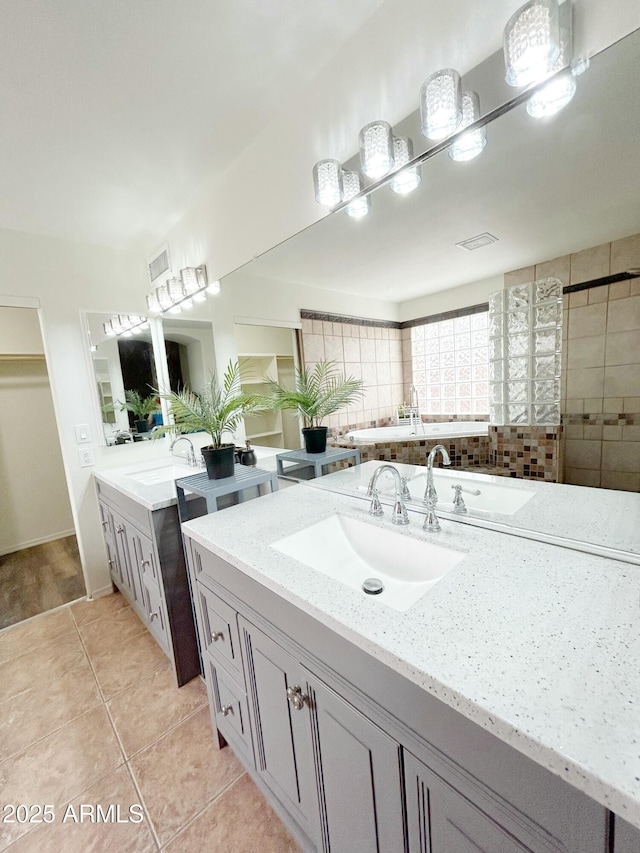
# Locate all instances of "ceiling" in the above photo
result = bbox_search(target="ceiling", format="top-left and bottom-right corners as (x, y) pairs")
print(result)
(0, 0), (386, 249)
(234, 27), (640, 304)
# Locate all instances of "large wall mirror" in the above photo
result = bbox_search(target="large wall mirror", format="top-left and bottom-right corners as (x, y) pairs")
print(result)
(86, 313), (216, 444)
(218, 27), (640, 556)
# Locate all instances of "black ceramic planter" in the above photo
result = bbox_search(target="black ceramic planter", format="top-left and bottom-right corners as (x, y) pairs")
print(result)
(302, 426), (328, 454)
(135, 419), (149, 433)
(202, 444), (236, 479)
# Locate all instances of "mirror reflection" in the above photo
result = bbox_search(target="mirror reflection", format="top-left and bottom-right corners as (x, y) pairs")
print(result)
(219, 28), (640, 553)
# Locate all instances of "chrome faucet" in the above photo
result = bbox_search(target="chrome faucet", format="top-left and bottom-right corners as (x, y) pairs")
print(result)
(367, 464), (410, 525)
(170, 436), (197, 467)
(451, 483), (481, 514)
(423, 444), (451, 506)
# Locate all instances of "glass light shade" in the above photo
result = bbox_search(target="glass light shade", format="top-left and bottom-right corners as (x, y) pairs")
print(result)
(313, 159), (343, 206)
(156, 284), (172, 310)
(146, 293), (161, 314)
(167, 277), (184, 303)
(342, 170), (370, 219)
(526, 69), (576, 116)
(180, 267), (200, 295)
(449, 92), (487, 161)
(359, 121), (394, 178)
(420, 69), (462, 140)
(194, 291), (207, 302)
(504, 0), (560, 87)
(390, 137), (421, 194)
(207, 280), (221, 295)
(168, 305), (182, 314)
(526, 3), (575, 116)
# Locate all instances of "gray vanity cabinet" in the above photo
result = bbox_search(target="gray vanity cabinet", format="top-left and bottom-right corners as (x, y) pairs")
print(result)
(239, 617), (322, 847)
(95, 478), (200, 686)
(615, 816), (640, 852)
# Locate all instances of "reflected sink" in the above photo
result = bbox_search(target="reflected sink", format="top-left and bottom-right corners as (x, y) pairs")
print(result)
(125, 462), (202, 486)
(405, 471), (536, 516)
(271, 514), (465, 611)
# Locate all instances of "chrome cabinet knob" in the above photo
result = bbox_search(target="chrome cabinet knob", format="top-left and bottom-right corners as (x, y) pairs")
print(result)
(211, 630), (224, 642)
(116, 524), (125, 534)
(286, 684), (308, 711)
(107, 559), (114, 568)
(221, 704), (233, 717)
(150, 611), (159, 622)
(101, 520), (108, 528)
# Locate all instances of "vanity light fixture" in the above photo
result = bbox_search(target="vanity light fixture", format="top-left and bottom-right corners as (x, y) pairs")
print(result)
(449, 92), (487, 162)
(342, 170), (370, 218)
(146, 264), (218, 316)
(420, 69), (462, 140)
(103, 314), (149, 337)
(313, 159), (343, 207)
(526, 1), (576, 117)
(390, 137), (421, 195)
(359, 121), (394, 178)
(503, 0), (561, 88)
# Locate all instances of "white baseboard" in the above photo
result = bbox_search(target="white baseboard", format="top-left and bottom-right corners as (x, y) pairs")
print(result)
(86, 583), (115, 601)
(0, 529), (77, 557)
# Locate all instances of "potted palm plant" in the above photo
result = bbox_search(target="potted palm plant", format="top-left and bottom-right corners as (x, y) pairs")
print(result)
(157, 361), (269, 479)
(266, 360), (365, 454)
(116, 390), (159, 433)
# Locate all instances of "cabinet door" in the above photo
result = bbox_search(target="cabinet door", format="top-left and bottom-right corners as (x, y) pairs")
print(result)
(239, 617), (321, 846)
(615, 815), (640, 853)
(307, 674), (405, 853)
(405, 751), (556, 853)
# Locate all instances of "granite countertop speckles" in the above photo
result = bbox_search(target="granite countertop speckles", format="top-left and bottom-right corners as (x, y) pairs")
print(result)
(182, 483), (640, 830)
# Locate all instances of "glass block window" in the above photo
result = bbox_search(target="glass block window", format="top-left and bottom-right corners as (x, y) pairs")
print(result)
(488, 278), (563, 425)
(410, 311), (489, 415)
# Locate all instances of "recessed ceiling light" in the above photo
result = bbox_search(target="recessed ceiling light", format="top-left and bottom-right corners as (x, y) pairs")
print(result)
(455, 233), (499, 251)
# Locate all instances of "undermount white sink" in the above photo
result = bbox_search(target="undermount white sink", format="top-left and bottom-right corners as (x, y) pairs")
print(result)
(413, 471), (536, 515)
(125, 461), (202, 486)
(271, 514), (465, 611)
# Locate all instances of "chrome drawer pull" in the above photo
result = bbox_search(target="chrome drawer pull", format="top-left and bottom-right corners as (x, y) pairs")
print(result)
(221, 704), (233, 717)
(101, 520), (108, 528)
(211, 631), (224, 642)
(116, 524), (125, 534)
(150, 611), (159, 622)
(286, 684), (308, 711)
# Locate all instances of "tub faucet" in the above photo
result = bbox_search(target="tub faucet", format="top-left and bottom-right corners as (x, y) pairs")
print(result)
(367, 464), (410, 525)
(423, 444), (451, 506)
(170, 436), (197, 467)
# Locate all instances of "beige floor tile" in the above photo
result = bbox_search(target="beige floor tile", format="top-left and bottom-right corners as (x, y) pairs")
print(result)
(5, 765), (156, 853)
(108, 669), (207, 758)
(0, 706), (124, 848)
(164, 772), (300, 853)
(0, 608), (76, 664)
(130, 706), (243, 846)
(71, 590), (128, 627)
(78, 605), (148, 658)
(88, 627), (171, 701)
(0, 652), (101, 762)
(0, 631), (88, 703)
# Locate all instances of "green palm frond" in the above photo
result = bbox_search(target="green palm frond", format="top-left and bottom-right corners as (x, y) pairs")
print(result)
(155, 361), (270, 448)
(118, 390), (158, 418)
(265, 360), (365, 428)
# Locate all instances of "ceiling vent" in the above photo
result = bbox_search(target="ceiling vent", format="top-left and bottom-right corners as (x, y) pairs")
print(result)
(147, 245), (171, 283)
(456, 233), (498, 252)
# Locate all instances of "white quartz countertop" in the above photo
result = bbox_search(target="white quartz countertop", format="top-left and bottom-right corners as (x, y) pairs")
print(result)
(93, 446), (284, 511)
(181, 482), (640, 829)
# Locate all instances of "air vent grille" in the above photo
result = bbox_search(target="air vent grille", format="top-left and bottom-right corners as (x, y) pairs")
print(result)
(148, 247), (170, 282)
(456, 233), (498, 252)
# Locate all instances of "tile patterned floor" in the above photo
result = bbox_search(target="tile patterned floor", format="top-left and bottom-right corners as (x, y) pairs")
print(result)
(0, 593), (299, 851)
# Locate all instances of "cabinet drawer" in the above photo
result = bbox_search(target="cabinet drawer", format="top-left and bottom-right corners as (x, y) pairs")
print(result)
(143, 577), (171, 656)
(196, 583), (243, 683)
(203, 654), (254, 766)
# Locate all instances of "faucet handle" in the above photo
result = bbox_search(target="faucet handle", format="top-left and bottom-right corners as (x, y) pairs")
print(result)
(423, 497), (441, 533)
(392, 497), (410, 526)
(451, 483), (481, 514)
(369, 488), (384, 517)
(401, 477), (411, 500)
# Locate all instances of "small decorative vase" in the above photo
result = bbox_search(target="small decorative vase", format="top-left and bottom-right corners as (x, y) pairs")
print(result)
(201, 444), (236, 479)
(302, 426), (328, 454)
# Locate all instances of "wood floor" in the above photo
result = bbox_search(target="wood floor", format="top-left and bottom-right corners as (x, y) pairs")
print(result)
(0, 536), (86, 630)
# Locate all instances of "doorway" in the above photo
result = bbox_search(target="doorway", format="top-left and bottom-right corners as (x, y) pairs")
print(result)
(0, 307), (84, 629)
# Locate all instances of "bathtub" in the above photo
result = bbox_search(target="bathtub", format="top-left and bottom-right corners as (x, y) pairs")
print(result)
(344, 422), (489, 443)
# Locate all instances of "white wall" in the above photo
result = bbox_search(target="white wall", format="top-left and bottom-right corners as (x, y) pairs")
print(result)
(0, 308), (74, 554)
(399, 274), (504, 322)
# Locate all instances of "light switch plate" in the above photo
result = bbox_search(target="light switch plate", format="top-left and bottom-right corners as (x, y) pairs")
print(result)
(78, 447), (95, 467)
(75, 423), (91, 444)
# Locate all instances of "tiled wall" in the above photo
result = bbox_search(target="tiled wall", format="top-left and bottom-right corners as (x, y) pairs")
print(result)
(331, 434), (490, 468)
(505, 231), (640, 490)
(489, 426), (563, 481)
(300, 315), (403, 434)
